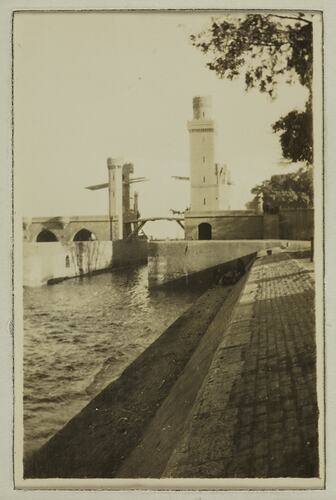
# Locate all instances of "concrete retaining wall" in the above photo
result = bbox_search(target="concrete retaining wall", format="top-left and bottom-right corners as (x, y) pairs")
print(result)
(117, 272), (250, 478)
(148, 240), (310, 287)
(23, 240), (148, 287)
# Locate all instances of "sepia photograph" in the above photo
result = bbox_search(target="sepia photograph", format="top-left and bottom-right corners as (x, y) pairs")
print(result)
(6, 3), (330, 493)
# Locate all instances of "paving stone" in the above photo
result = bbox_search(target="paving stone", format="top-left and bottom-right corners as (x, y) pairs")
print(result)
(164, 253), (319, 478)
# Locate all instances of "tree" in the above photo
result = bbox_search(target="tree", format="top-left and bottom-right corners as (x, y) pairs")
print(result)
(246, 166), (313, 212)
(191, 13), (313, 164)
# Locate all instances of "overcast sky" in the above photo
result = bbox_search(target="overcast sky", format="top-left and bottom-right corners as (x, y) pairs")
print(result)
(14, 11), (308, 238)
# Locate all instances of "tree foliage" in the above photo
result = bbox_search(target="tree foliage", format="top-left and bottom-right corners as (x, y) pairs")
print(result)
(272, 104), (313, 163)
(191, 13), (313, 164)
(246, 166), (313, 212)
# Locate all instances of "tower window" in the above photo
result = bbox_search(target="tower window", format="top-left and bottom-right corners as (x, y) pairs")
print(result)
(203, 176), (205, 183)
(203, 156), (205, 163)
(204, 197), (206, 205)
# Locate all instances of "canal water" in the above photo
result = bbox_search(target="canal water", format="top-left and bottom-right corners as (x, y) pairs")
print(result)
(23, 265), (204, 458)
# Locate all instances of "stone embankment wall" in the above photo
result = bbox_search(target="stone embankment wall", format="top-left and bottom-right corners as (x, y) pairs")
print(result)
(148, 239), (310, 287)
(25, 271), (249, 478)
(24, 251), (318, 480)
(23, 240), (148, 287)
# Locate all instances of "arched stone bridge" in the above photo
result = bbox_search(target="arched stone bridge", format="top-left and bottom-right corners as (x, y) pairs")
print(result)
(23, 215), (185, 243)
(23, 216), (114, 243)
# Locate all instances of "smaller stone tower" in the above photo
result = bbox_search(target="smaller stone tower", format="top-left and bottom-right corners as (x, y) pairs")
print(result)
(107, 158), (140, 240)
(107, 157), (124, 240)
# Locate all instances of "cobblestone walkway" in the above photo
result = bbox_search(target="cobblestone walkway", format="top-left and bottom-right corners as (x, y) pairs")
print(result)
(165, 253), (319, 478)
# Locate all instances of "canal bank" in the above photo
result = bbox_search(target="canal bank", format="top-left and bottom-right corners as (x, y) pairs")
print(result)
(25, 251), (319, 479)
(23, 264), (205, 458)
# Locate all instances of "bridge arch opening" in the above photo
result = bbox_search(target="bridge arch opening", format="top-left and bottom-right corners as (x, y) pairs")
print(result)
(198, 222), (212, 240)
(73, 228), (97, 241)
(36, 229), (58, 242)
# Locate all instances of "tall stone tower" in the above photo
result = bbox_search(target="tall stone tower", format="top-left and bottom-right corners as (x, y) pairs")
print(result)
(188, 96), (230, 212)
(188, 96), (216, 211)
